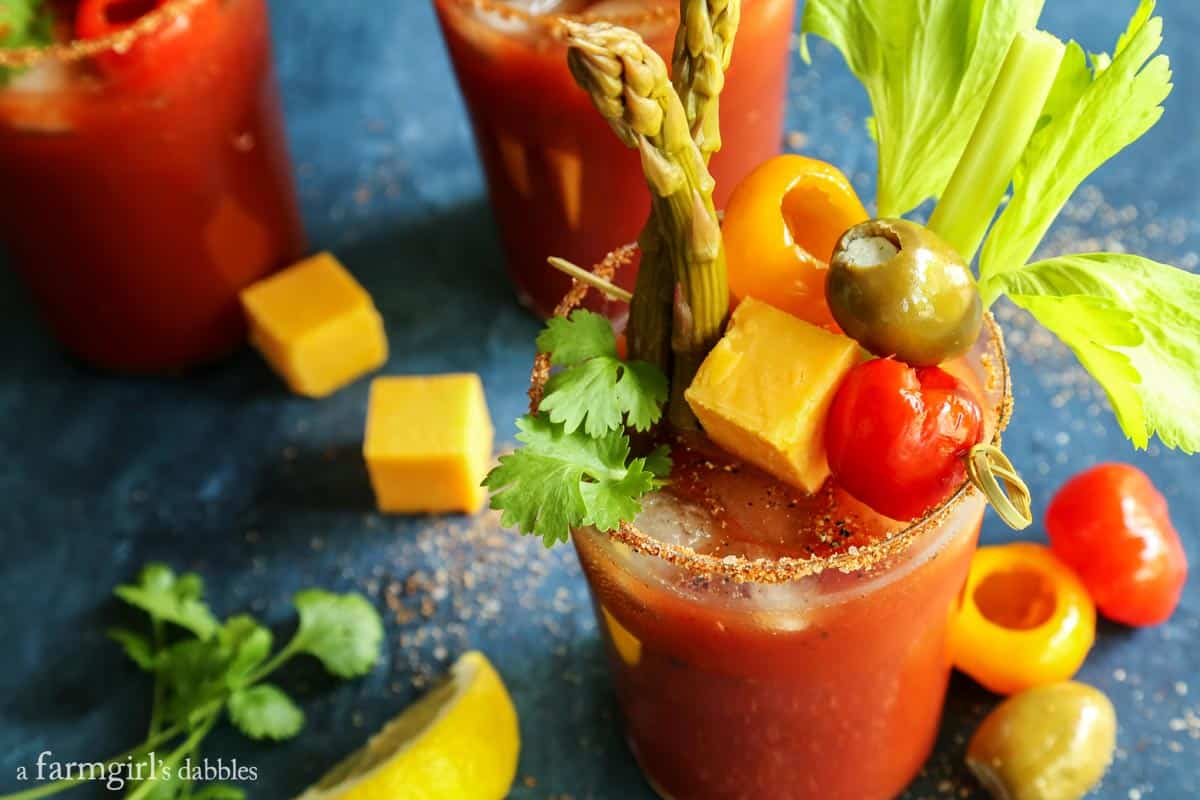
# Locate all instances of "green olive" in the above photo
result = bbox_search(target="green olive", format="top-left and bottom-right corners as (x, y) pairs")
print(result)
(827, 218), (982, 366)
(967, 681), (1117, 800)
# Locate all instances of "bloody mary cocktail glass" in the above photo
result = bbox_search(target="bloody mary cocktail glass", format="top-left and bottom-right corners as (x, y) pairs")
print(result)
(555, 255), (1010, 799)
(432, 0), (795, 317)
(0, 0), (305, 372)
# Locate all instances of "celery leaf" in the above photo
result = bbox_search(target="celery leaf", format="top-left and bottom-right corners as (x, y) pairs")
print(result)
(986, 253), (1200, 452)
(979, 0), (1171, 282)
(800, 0), (1044, 217)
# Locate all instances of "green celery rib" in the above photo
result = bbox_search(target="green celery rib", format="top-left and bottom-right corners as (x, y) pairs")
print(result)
(928, 30), (1066, 264)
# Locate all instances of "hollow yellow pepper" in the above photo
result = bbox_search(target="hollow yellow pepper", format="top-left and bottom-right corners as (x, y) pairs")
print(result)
(721, 155), (869, 330)
(950, 543), (1096, 696)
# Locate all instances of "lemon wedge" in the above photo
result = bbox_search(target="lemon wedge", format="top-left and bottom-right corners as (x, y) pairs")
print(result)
(297, 651), (519, 800)
(601, 605), (642, 667)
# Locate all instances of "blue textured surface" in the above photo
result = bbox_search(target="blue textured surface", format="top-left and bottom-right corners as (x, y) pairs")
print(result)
(2, 1), (1199, 798)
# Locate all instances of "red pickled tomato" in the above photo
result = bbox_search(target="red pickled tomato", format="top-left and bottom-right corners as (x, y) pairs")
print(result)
(825, 359), (984, 521)
(1046, 463), (1188, 627)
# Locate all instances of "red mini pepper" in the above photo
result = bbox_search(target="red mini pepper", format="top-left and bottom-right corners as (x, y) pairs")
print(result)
(824, 358), (984, 521)
(1046, 463), (1188, 627)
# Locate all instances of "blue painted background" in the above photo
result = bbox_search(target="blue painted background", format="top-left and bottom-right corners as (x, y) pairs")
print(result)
(1, 0), (1198, 797)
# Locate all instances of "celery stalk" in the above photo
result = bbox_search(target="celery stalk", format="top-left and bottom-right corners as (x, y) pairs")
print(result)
(928, 30), (1066, 263)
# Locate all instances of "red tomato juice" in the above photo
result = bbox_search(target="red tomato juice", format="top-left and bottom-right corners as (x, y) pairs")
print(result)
(571, 344), (1007, 799)
(0, 0), (305, 371)
(432, 0), (795, 316)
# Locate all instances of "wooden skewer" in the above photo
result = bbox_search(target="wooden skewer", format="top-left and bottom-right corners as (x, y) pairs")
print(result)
(546, 257), (633, 303)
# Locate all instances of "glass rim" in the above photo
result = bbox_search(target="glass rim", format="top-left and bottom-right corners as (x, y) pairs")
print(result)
(534, 244), (1014, 585)
(0, 0), (204, 69)
(437, 0), (676, 39)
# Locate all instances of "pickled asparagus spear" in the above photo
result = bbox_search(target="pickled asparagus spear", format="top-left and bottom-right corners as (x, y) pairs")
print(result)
(628, 0), (741, 396)
(566, 20), (729, 428)
(673, 0), (740, 161)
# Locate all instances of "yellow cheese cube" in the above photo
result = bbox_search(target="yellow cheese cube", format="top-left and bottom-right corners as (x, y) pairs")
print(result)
(684, 298), (859, 493)
(240, 252), (387, 398)
(364, 374), (494, 514)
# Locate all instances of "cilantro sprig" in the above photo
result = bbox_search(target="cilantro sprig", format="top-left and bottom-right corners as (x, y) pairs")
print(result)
(485, 311), (671, 546)
(5, 564), (383, 800)
(0, 0), (55, 83)
(806, 0), (1198, 455)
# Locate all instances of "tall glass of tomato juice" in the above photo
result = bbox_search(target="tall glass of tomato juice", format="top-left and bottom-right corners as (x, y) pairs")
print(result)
(0, 0), (305, 372)
(570, 292), (1011, 799)
(432, 0), (795, 317)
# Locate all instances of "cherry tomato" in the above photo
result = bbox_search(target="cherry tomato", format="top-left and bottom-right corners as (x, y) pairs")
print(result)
(824, 359), (984, 521)
(75, 0), (219, 88)
(722, 155), (869, 330)
(1046, 463), (1188, 627)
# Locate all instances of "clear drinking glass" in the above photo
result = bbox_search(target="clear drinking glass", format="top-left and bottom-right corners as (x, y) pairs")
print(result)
(554, 252), (1011, 799)
(0, 0), (305, 371)
(431, 0), (796, 317)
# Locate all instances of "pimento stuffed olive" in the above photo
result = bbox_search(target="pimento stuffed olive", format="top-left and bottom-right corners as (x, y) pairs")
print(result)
(827, 219), (983, 366)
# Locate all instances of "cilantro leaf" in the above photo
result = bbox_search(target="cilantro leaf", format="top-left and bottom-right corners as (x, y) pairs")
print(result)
(541, 358), (624, 434)
(540, 355), (668, 436)
(484, 415), (669, 545)
(227, 684), (304, 741)
(123, 753), (182, 800)
(219, 615), (272, 685)
(979, 0), (1171, 283)
(536, 310), (669, 435)
(644, 445), (673, 480)
(580, 454), (659, 532)
(615, 361), (670, 432)
(800, 0), (1044, 217)
(486, 448), (588, 546)
(191, 785), (247, 800)
(537, 309), (617, 364)
(290, 590), (383, 678)
(115, 564), (219, 640)
(159, 638), (234, 723)
(107, 627), (157, 671)
(986, 253), (1200, 452)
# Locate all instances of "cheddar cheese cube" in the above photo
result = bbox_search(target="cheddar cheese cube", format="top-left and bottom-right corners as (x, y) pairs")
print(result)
(240, 252), (387, 398)
(684, 298), (859, 493)
(364, 374), (494, 514)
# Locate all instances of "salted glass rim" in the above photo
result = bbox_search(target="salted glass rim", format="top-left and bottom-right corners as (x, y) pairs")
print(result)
(0, 0), (204, 69)
(437, 0), (676, 38)
(533, 244), (1014, 584)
